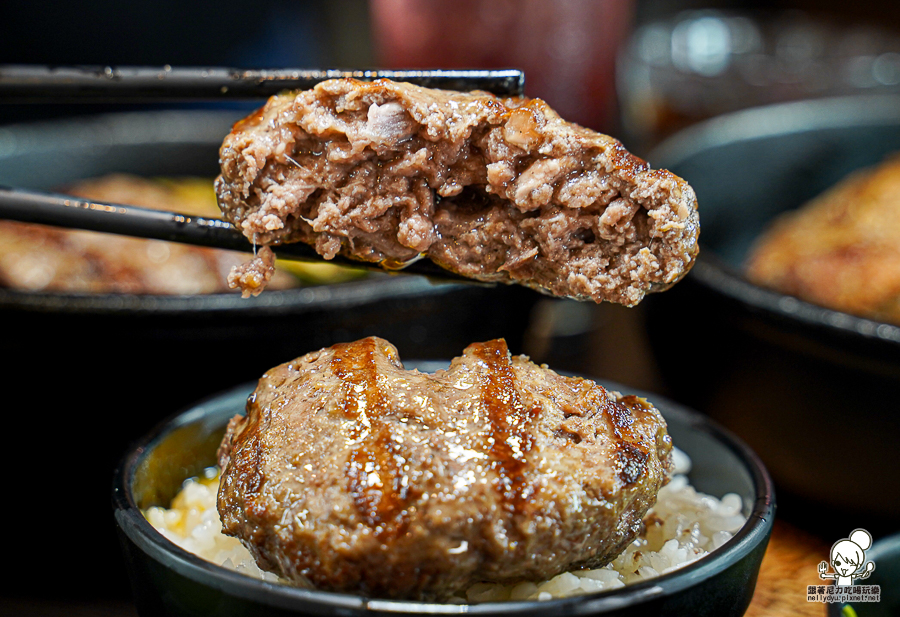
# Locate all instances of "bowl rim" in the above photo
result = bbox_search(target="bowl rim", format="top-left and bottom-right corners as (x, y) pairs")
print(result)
(649, 93), (900, 168)
(112, 371), (775, 615)
(0, 273), (470, 315)
(691, 254), (900, 349)
(648, 93), (900, 351)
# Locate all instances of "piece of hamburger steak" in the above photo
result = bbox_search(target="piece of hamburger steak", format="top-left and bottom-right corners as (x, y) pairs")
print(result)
(215, 78), (699, 303)
(216, 337), (673, 600)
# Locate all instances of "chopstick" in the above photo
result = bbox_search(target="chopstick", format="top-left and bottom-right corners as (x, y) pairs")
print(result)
(0, 65), (522, 284)
(0, 185), (472, 282)
(0, 65), (526, 101)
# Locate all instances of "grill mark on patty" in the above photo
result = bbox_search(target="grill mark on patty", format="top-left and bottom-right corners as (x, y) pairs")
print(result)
(470, 339), (538, 513)
(331, 338), (415, 537)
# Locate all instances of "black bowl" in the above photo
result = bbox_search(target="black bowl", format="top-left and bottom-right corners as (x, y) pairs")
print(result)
(112, 366), (775, 617)
(0, 111), (538, 600)
(643, 95), (900, 528)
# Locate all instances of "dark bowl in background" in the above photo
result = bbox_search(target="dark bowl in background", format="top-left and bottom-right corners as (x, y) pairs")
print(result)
(827, 532), (900, 617)
(0, 111), (538, 601)
(643, 95), (900, 531)
(113, 367), (774, 617)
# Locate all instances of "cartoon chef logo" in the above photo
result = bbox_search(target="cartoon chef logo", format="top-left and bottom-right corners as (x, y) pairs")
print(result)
(818, 529), (876, 586)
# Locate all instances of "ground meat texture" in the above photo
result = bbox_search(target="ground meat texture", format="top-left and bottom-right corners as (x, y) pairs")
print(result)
(215, 78), (699, 305)
(216, 336), (673, 600)
(226, 245), (277, 298)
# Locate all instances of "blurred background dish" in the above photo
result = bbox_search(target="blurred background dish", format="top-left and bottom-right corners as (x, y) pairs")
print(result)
(744, 152), (900, 326)
(0, 173), (315, 294)
(644, 94), (900, 529)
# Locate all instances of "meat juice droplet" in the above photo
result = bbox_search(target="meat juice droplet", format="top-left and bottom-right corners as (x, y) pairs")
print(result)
(378, 253), (425, 271)
(470, 339), (538, 512)
(330, 338), (413, 536)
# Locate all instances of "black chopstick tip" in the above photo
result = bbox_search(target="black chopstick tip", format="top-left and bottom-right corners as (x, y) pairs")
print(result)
(0, 65), (526, 101)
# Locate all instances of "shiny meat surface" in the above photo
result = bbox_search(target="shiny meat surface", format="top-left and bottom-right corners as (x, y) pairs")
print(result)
(216, 78), (699, 304)
(216, 337), (672, 600)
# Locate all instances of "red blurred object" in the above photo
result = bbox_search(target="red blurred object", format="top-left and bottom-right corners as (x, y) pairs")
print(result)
(369, 0), (635, 133)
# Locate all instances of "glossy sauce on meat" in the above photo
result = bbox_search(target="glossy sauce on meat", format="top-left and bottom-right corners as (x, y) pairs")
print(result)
(471, 339), (538, 513)
(333, 338), (541, 533)
(331, 339), (417, 537)
(216, 337), (673, 599)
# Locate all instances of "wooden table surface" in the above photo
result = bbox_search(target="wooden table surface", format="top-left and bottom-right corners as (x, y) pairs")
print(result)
(746, 519), (833, 617)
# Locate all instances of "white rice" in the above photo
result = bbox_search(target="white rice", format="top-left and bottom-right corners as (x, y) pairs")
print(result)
(144, 447), (747, 601)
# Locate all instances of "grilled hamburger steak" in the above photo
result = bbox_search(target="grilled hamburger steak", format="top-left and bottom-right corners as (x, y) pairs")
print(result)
(216, 78), (699, 303)
(216, 337), (673, 600)
(746, 153), (900, 324)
